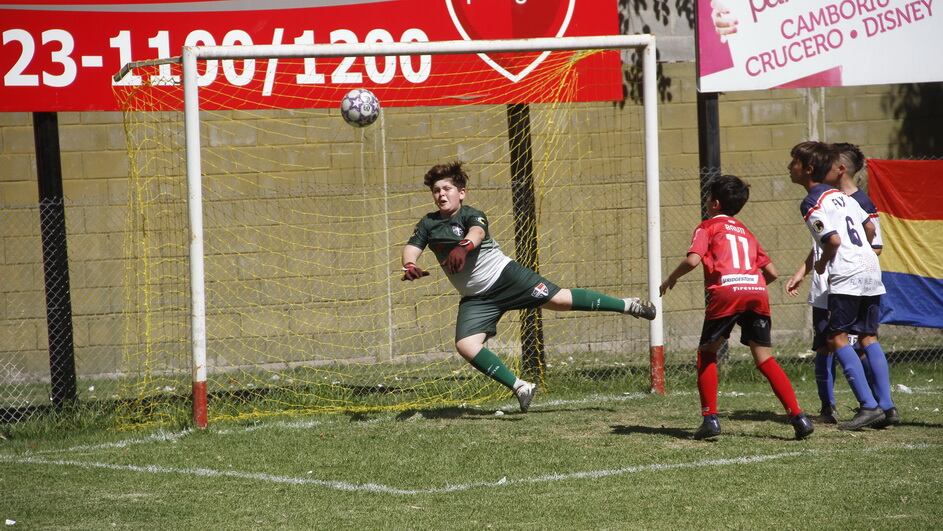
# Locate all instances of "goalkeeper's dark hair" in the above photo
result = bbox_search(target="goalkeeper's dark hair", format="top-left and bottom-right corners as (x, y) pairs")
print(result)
(709, 174), (750, 216)
(790, 140), (837, 182)
(424, 161), (468, 189)
(832, 142), (866, 176)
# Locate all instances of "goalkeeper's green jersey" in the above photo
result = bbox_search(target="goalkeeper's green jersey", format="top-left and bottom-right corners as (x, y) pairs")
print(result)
(407, 205), (512, 296)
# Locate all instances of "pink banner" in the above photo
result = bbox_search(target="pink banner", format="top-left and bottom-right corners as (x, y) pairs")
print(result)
(696, 0), (943, 91)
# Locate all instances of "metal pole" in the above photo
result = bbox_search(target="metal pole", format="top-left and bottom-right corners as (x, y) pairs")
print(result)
(33, 111), (78, 410)
(507, 103), (546, 381)
(642, 42), (665, 395)
(183, 48), (208, 428)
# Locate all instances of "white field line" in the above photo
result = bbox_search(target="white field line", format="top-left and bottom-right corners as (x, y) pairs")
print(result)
(0, 443), (933, 496)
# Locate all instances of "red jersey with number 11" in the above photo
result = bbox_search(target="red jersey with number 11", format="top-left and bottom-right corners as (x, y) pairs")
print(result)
(687, 215), (771, 319)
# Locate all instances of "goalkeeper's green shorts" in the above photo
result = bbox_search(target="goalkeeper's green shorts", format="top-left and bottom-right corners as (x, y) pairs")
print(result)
(455, 260), (560, 342)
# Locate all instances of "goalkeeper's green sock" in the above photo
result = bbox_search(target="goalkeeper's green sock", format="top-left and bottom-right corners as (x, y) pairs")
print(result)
(469, 347), (518, 389)
(571, 288), (626, 312)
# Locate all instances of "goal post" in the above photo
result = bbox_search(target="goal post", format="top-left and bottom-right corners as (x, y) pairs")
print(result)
(121, 34), (663, 428)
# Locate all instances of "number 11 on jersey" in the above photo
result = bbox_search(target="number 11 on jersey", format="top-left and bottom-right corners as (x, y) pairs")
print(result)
(725, 233), (751, 270)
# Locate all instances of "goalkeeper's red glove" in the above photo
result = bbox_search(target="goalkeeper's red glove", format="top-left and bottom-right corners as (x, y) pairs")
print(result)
(443, 239), (475, 273)
(401, 262), (429, 281)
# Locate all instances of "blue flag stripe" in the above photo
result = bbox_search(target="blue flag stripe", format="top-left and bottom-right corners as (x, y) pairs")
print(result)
(880, 271), (943, 328)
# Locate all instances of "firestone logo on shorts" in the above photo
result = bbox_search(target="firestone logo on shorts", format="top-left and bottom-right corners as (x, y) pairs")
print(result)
(531, 283), (549, 298)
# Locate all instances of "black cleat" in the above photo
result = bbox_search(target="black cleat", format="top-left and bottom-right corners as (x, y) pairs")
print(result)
(693, 415), (721, 440)
(838, 407), (884, 431)
(790, 413), (815, 440)
(872, 407), (900, 429)
(622, 297), (657, 321)
(818, 404), (838, 424)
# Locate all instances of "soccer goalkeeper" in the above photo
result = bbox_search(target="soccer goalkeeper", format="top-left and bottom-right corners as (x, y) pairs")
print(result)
(401, 161), (656, 412)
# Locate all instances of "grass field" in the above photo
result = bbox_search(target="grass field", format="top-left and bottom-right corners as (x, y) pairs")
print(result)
(2, 363), (941, 529)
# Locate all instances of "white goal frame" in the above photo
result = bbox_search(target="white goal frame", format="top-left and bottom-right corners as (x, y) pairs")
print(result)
(171, 35), (664, 427)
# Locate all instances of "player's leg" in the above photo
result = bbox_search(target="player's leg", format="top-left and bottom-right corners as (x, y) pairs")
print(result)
(827, 295), (883, 430)
(691, 317), (734, 440)
(455, 299), (535, 412)
(741, 313), (813, 438)
(857, 296), (898, 426)
(811, 307), (837, 421)
(542, 288), (655, 320)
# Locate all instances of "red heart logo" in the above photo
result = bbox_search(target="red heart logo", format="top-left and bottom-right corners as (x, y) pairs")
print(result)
(446, 0), (575, 82)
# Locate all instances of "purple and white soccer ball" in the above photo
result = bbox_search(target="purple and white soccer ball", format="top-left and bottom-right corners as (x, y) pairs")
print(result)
(340, 88), (381, 127)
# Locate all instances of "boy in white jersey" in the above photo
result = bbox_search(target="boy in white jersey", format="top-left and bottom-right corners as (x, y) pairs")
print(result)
(789, 142), (891, 430)
(401, 161), (656, 412)
(787, 143), (898, 428)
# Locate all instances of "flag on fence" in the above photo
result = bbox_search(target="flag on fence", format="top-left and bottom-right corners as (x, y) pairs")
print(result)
(868, 159), (943, 328)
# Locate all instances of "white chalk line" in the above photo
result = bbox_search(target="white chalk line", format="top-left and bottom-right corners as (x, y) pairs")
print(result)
(0, 443), (934, 496)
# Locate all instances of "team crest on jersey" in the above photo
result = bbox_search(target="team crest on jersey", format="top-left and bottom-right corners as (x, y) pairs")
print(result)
(476, 216), (487, 226)
(531, 283), (549, 298)
(812, 220), (825, 233)
(451, 225), (465, 237)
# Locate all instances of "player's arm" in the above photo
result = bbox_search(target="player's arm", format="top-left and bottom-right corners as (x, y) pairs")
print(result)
(463, 225), (485, 248)
(862, 218), (881, 255)
(785, 249), (813, 296)
(761, 262), (779, 285)
(814, 234), (840, 275)
(442, 225), (484, 274)
(660, 253), (701, 296)
(401, 244), (429, 280)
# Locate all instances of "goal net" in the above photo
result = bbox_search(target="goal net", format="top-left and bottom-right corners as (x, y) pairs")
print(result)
(115, 36), (661, 427)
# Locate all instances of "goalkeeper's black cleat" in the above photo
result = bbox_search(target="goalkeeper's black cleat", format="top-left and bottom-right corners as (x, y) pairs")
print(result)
(693, 415), (721, 440)
(872, 407), (900, 429)
(790, 413), (814, 440)
(818, 404), (838, 424)
(837, 407), (884, 431)
(623, 297), (656, 321)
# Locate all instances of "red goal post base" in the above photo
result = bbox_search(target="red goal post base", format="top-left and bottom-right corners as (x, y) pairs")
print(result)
(650, 345), (665, 395)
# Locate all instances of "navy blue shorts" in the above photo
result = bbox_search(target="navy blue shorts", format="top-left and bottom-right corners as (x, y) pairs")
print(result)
(827, 293), (881, 337)
(699, 311), (772, 348)
(812, 306), (829, 351)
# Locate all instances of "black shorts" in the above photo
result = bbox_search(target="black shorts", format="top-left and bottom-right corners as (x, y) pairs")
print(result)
(827, 293), (881, 337)
(699, 311), (772, 348)
(812, 306), (829, 351)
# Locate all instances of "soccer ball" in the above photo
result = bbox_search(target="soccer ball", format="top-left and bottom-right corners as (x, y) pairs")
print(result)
(340, 88), (381, 127)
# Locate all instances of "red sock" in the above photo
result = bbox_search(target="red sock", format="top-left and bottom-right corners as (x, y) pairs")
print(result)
(758, 357), (801, 417)
(697, 350), (718, 416)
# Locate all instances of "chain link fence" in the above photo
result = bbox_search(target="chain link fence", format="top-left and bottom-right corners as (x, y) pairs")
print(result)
(3, 157), (942, 425)
(1, 199), (132, 423)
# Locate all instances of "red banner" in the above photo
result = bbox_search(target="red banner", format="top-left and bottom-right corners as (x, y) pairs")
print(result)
(0, 0), (621, 111)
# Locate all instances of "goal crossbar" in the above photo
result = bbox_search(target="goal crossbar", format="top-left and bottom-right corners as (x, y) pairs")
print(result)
(169, 34), (664, 427)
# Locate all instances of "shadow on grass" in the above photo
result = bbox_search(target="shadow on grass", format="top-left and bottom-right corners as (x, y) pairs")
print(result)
(384, 407), (526, 422)
(609, 424), (691, 440)
(726, 409), (789, 423)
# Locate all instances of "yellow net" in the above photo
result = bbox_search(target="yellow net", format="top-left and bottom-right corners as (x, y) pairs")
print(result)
(115, 50), (650, 426)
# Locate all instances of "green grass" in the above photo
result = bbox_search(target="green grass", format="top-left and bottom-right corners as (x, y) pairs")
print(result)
(2, 365), (942, 529)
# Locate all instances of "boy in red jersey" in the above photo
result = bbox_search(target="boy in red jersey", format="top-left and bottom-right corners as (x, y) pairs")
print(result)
(660, 175), (814, 440)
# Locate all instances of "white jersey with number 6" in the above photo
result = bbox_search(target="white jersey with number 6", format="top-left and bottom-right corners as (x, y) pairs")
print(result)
(801, 184), (885, 297)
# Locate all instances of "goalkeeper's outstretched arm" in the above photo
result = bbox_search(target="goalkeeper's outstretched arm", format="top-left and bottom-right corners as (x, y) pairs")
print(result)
(402, 244), (430, 281)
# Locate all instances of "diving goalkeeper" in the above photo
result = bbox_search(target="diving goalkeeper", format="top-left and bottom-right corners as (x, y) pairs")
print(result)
(401, 161), (656, 412)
